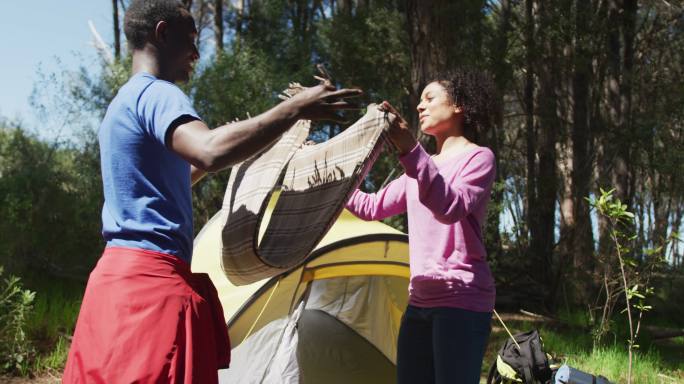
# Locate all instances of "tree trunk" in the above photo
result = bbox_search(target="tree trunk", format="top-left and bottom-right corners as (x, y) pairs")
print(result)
(600, 0), (637, 256)
(524, 0), (536, 249)
(484, 0), (513, 263)
(570, 0), (595, 302)
(672, 203), (683, 267)
(559, 142), (574, 260)
(652, 181), (669, 246)
(622, 0), (637, 207)
(557, 0), (576, 276)
(214, 0), (224, 52)
(534, 0), (561, 309)
(607, 0), (630, 206)
(193, 0), (210, 53)
(406, 0), (485, 137)
(234, 0), (245, 49)
(112, 0), (120, 61)
(337, 0), (352, 16)
(597, 0), (624, 258)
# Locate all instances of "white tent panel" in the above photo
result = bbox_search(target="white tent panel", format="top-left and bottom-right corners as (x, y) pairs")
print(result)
(306, 275), (407, 363)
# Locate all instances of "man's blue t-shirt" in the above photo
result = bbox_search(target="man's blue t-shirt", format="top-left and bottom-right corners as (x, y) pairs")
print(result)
(99, 72), (200, 263)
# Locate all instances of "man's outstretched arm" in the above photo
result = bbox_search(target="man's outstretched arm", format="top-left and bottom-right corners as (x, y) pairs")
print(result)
(173, 82), (361, 183)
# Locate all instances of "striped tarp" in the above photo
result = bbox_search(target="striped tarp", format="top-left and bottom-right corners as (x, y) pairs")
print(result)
(220, 106), (392, 285)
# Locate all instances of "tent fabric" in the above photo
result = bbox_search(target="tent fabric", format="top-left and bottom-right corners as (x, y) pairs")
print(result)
(297, 309), (397, 383)
(220, 302), (305, 384)
(220, 106), (392, 285)
(192, 209), (409, 383)
(216, 276), (405, 384)
(305, 275), (407, 363)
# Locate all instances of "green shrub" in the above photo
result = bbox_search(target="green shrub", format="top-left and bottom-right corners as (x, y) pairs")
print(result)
(0, 266), (36, 375)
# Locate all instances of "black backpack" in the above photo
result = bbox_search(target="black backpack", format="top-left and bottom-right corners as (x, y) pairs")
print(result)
(487, 330), (552, 384)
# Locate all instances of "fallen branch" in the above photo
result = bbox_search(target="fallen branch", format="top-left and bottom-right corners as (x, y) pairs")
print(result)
(520, 309), (559, 323)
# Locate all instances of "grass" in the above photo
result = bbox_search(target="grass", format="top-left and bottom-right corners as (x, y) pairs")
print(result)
(483, 311), (684, 384)
(563, 347), (679, 383)
(31, 335), (70, 375)
(21, 273), (85, 376)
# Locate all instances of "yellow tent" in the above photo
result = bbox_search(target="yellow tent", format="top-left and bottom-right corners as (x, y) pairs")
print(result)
(192, 204), (409, 384)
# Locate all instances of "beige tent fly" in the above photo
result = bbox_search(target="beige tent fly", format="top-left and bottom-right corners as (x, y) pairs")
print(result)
(192, 195), (409, 384)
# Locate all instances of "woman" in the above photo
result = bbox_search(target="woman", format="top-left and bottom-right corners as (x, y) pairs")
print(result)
(346, 69), (498, 384)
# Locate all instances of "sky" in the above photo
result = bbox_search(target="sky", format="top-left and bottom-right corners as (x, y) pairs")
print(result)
(0, 0), (114, 132)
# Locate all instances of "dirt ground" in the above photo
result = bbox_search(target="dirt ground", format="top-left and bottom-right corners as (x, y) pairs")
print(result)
(0, 373), (60, 384)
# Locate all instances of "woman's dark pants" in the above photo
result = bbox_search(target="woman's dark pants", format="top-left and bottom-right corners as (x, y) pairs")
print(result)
(397, 305), (492, 384)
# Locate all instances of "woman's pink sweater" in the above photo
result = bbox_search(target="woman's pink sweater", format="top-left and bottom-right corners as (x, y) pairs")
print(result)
(346, 143), (496, 312)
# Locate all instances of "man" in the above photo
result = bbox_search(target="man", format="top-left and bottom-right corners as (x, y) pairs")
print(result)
(62, 1), (361, 382)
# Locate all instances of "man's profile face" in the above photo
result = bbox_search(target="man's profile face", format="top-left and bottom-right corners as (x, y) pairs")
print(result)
(161, 13), (199, 83)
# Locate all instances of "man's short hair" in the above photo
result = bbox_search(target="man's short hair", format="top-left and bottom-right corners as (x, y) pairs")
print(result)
(124, 0), (189, 50)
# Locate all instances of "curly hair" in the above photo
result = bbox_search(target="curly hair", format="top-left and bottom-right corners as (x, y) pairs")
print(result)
(431, 68), (498, 143)
(124, 0), (190, 50)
